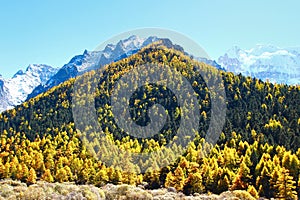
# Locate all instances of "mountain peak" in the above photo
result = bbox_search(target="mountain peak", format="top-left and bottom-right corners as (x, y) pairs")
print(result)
(27, 35), (160, 102)
(114, 35), (146, 53)
(26, 64), (39, 72)
(12, 70), (24, 78)
(122, 35), (139, 43)
(25, 64), (54, 73)
(3, 35), (197, 112)
(104, 44), (115, 52)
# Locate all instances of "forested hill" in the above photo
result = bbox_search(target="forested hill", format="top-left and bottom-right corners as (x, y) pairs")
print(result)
(1, 42), (299, 150)
(0, 43), (299, 199)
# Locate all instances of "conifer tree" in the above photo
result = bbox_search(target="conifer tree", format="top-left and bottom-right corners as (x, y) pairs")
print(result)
(172, 166), (186, 191)
(270, 166), (280, 197)
(256, 166), (271, 197)
(231, 161), (251, 190)
(27, 167), (37, 185)
(275, 167), (297, 200)
(184, 171), (205, 194)
(55, 167), (68, 182)
(164, 171), (175, 189)
(247, 185), (259, 199)
(95, 169), (109, 186)
(217, 174), (230, 193)
(111, 169), (123, 185)
(41, 169), (54, 183)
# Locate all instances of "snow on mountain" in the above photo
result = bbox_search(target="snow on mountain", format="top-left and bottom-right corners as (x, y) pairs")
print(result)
(71, 35), (158, 73)
(6, 36), (295, 113)
(28, 35), (160, 99)
(0, 65), (58, 112)
(0, 35), (163, 112)
(0, 75), (13, 112)
(218, 45), (300, 85)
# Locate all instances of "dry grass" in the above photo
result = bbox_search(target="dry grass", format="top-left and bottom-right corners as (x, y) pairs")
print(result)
(0, 179), (258, 200)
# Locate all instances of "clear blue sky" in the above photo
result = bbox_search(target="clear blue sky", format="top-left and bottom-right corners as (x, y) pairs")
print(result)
(0, 0), (299, 78)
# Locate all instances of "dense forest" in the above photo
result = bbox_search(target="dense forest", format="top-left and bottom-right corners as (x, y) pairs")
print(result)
(0, 42), (299, 199)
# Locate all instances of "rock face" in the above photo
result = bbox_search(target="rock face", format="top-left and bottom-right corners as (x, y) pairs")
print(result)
(218, 45), (300, 85)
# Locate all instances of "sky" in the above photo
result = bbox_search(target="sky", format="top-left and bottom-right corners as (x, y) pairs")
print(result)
(0, 0), (299, 78)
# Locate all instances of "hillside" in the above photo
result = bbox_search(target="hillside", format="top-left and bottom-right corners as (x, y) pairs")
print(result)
(0, 43), (299, 199)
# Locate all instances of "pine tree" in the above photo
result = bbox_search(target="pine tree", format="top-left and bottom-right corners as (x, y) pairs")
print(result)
(164, 171), (175, 189)
(297, 175), (300, 198)
(0, 159), (5, 178)
(10, 160), (18, 179)
(55, 167), (68, 182)
(111, 169), (123, 185)
(95, 169), (109, 186)
(16, 164), (23, 180)
(275, 167), (297, 200)
(144, 168), (160, 189)
(184, 171), (205, 194)
(217, 174), (230, 193)
(270, 166), (280, 197)
(172, 166), (186, 191)
(247, 185), (259, 199)
(256, 166), (271, 197)
(3, 162), (11, 178)
(231, 161), (251, 190)
(41, 169), (54, 183)
(20, 163), (29, 182)
(27, 167), (37, 185)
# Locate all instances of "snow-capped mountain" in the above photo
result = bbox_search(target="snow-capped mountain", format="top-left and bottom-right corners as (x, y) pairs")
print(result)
(0, 75), (12, 112)
(28, 35), (160, 99)
(1, 35), (165, 112)
(218, 45), (300, 85)
(0, 65), (58, 112)
(4, 36), (298, 113)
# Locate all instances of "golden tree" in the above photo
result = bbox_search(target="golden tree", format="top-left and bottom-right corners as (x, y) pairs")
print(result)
(27, 167), (37, 185)
(275, 167), (297, 200)
(41, 169), (54, 183)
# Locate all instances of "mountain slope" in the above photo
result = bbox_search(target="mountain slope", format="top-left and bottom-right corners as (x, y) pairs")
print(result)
(1, 42), (299, 148)
(218, 45), (300, 85)
(0, 75), (12, 112)
(0, 65), (58, 112)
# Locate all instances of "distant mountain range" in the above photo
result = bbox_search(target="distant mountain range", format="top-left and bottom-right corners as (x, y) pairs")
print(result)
(27, 35), (160, 100)
(0, 36), (160, 112)
(0, 36), (299, 113)
(218, 45), (300, 85)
